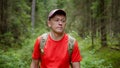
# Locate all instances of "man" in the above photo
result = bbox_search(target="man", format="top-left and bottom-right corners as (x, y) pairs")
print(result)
(30, 9), (82, 68)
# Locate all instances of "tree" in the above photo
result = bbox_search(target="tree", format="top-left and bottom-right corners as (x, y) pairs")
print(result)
(31, 0), (36, 33)
(99, 0), (107, 46)
(0, 0), (8, 34)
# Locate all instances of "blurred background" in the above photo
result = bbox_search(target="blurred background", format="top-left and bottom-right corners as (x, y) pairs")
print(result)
(0, 0), (120, 68)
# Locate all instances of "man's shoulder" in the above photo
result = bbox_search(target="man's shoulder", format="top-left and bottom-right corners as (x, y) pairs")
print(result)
(66, 34), (76, 40)
(34, 33), (48, 43)
(37, 33), (49, 38)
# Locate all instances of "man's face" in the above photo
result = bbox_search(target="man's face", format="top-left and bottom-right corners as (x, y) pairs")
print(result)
(48, 15), (66, 34)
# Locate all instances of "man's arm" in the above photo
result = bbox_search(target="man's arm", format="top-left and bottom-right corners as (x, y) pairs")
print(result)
(30, 59), (39, 68)
(72, 62), (80, 68)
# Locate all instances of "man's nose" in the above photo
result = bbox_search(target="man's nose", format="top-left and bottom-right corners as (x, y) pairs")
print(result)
(58, 20), (63, 24)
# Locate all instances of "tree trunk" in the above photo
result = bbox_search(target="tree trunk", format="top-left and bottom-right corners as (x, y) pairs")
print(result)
(0, 0), (8, 34)
(31, 0), (36, 32)
(112, 0), (120, 45)
(99, 0), (107, 46)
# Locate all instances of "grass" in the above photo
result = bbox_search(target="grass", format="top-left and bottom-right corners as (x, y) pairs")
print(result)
(95, 47), (120, 68)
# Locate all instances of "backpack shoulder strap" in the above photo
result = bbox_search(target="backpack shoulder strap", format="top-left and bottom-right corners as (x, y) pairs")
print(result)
(40, 33), (48, 54)
(68, 35), (76, 67)
(68, 35), (76, 56)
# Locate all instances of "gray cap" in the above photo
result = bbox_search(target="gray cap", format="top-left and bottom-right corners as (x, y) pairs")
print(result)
(48, 9), (66, 20)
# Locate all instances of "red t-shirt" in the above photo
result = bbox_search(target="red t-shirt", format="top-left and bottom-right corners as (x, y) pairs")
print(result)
(32, 33), (82, 68)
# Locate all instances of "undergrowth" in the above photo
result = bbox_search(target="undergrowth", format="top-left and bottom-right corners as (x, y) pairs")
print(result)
(0, 31), (120, 68)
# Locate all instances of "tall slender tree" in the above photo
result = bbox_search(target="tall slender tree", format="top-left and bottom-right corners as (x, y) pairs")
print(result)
(0, 0), (8, 34)
(31, 0), (36, 32)
(99, 0), (107, 46)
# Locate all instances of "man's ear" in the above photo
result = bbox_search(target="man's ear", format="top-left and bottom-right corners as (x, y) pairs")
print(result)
(47, 20), (51, 27)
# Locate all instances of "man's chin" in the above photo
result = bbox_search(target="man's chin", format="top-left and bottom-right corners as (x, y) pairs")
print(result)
(55, 31), (64, 34)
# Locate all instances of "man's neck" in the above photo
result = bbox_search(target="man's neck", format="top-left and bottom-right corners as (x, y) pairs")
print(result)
(50, 31), (65, 41)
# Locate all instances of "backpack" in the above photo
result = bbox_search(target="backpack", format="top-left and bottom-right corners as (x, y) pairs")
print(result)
(39, 33), (75, 60)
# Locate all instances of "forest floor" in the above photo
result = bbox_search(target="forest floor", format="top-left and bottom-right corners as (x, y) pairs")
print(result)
(96, 47), (120, 68)
(81, 46), (120, 68)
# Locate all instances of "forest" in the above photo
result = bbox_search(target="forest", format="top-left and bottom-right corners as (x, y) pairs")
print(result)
(0, 0), (120, 68)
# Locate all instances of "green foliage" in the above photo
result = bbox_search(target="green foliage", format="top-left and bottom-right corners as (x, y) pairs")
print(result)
(67, 29), (120, 68)
(56, 0), (66, 8)
(0, 38), (34, 68)
(91, 1), (99, 18)
(72, 32), (119, 68)
(107, 34), (120, 46)
(95, 47), (120, 68)
(0, 26), (47, 68)
(81, 54), (113, 68)
(0, 0), (31, 47)
(35, 1), (47, 29)
(0, 32), (14, 46)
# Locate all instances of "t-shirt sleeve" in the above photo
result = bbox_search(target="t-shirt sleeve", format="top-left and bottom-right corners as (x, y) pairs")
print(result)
(32, 36), (41, 60)
(71, 41), (82, 62)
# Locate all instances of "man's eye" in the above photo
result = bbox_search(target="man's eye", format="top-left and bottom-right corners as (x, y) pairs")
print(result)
(62, 20), (65, 22)
(55, 19), (59, 21)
